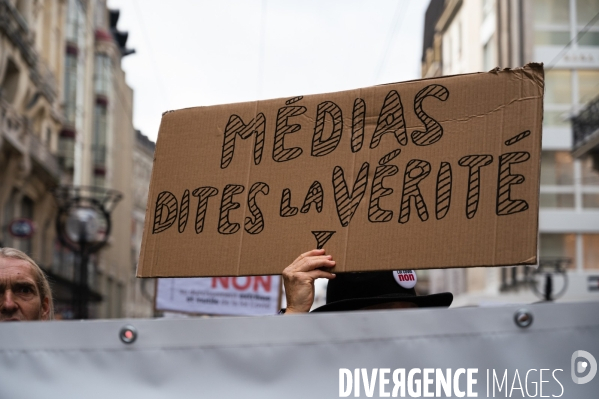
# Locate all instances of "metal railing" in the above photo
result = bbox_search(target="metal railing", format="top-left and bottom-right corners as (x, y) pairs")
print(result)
(0, 0), (35, 66)
(0, 99), (61, 180)
(30, 131), (61, 178)
(0, 98), (27, 152)
(0, 0), (57, 102)
(573, 95), (599, 152)
(500, 258), (572, 301)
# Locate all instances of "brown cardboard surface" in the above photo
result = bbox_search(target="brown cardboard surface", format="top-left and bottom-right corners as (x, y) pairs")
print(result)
(138, 64), (544, 277)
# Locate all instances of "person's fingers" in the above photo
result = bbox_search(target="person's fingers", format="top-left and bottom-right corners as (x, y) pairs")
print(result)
(296, 249), (325, 262)
(296, 256), (335, 272)
(304, 269), (336, 280)
(286, 251), (334, 271)
(282, 258), (335, 282)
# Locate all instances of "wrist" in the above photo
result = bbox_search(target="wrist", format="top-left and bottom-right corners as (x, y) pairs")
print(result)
(285, 305), (309, 314)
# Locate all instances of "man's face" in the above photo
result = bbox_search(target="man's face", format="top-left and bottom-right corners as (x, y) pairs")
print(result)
(0, 257), (49, 321)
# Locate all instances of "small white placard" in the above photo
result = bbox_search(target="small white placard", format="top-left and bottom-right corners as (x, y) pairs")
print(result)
(156, 276), (281, 316)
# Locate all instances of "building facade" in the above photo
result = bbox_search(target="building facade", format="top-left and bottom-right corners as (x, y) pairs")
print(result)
(127, 130), (155, 318)
(57, 0), (148, 319)
(0, 0), (64, 296)
(1, 0), (154, 318)
(421, 0), (599, 305)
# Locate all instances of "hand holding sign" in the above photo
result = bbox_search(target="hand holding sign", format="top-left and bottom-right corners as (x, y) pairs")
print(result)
(282, 249), (336, 314)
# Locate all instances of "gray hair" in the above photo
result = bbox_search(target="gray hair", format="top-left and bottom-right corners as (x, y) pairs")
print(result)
(0, 247), (54, 320)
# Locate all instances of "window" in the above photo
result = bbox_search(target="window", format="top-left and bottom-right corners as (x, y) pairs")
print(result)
(445, 36), (452, 72)
(64, 1), (86, 138)
(534, 0), (570, 26)
(20, 196), (34, 255)
(0, 59), (21, 105)
(540, 234), (576, 263)
(58, 135), (75, 169)
(41, 220), (52, 266)
(578, 70), (599, 105)
(540, 152), (575, 209)
(15, 0), (29, 23)
(32, 109), (44, 138)
(533, 0), (570, 46)
(92, 55), (109, 185)
(581, 157), (599, 186)
(576, 0), (599, 26)
(457, 22), (462, 60)
(581, 157), (599, 209)
(66, 0), (85, 44)
(483, 36), (496, 71)
(534, 0), (599, 46)
(2, 190), (17, 248)
(63, 53), (77, 125)
(106, 277), (114, 318)
(53, 240), (75, 281)
(501, 266), (530, 291)
(94, 0), (106, 28)
(541, 151), (575, 185)
(93, 175), (106, 188)
(582, 193), (599, 208)
(93, 103), (107, 167)
(545, 70), (572, 104)
(94, 54), (112, 97)
(540, 153), (599, 209)
(482, 0), (495, 20)
(534, 31), (571, 45)
(544, 110), (572, 127)
(115, 283), (123, 318)
(540, 193), (575, 208)
(583, 234), (599, 269)
(578, 31), (599, 46)
(45, 127), (52, 146)
(544, 70), (573, 127)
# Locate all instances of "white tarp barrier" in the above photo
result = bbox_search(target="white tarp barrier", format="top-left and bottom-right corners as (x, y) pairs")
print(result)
(156, 275), (281, 316)
(1, 302), (598, 398)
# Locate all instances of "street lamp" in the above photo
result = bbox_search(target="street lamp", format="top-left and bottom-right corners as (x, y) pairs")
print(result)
(530, 257), (571, 301)
(54, 186), (122, 319)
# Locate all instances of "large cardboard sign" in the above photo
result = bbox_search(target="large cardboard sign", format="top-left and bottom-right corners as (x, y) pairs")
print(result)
(138, 64), (543, 277)
(155, 276), (281, 316)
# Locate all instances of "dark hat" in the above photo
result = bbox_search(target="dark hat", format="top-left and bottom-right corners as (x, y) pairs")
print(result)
(311, 270), (453, 312)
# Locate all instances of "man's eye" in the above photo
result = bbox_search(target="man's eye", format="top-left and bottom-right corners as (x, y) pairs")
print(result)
(16, 286), (34, 294)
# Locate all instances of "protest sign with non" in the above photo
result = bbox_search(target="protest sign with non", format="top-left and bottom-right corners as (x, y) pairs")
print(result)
(155, 276), (281, 316)
(138, 64), (544, 277)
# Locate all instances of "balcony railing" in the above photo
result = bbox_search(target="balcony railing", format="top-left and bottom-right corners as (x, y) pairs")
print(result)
(30, 131), (61, 178)
(0, 99), (61, 181)
(572, 96), (599, 160)
(0, 98), (27, 153)
(0, 0), (57, 102)
(0, 0), (34, 66)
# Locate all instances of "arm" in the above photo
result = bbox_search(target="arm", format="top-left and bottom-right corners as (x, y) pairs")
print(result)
(282, 249), (336, 314)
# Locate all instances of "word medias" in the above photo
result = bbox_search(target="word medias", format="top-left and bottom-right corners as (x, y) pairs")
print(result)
(220, 86), (449, 170)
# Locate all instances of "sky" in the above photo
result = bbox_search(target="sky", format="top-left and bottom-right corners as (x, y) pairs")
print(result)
(106, 0), (430, 142)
